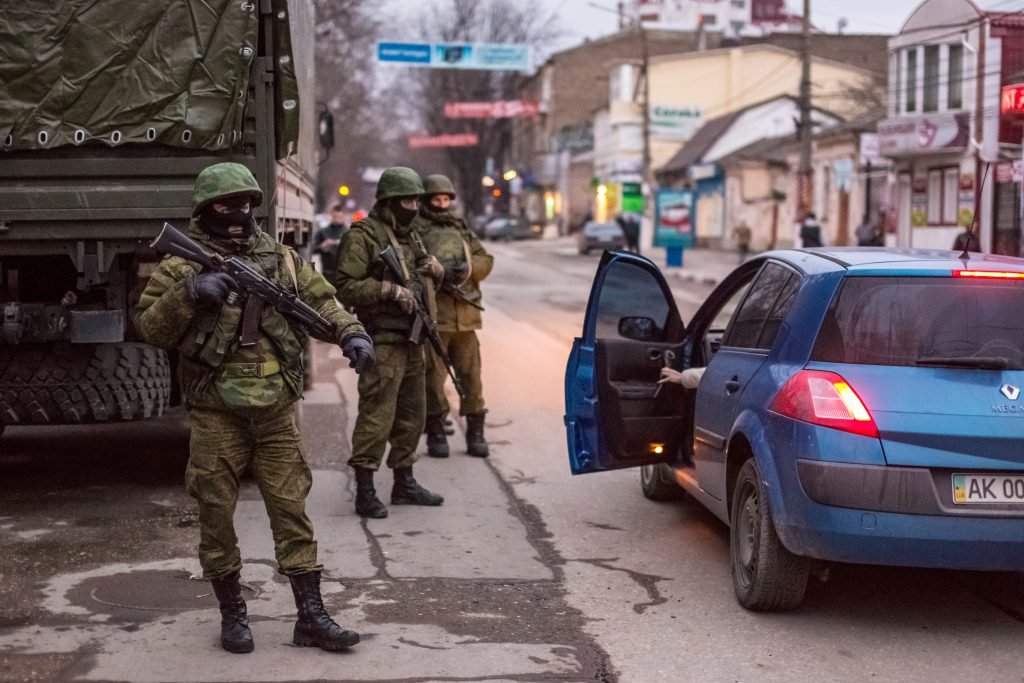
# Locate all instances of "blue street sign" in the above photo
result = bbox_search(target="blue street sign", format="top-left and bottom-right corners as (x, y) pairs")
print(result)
(377, 41), (530, 71)
(377, 42), (431, 65)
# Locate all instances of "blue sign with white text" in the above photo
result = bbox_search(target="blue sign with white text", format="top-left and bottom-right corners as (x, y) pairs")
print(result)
(377, 42), (432, 64)
(377, 41), (529, 71)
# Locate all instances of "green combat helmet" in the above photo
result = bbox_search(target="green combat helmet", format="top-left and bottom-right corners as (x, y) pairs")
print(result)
(376, 167), (424, 200)
(191, 162), (264, 216)
(422, 174), (456, 199)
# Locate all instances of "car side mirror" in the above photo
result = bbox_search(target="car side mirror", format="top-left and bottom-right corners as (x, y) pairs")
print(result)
(317, 109), (335, 149)
(619, 316), (660, 341)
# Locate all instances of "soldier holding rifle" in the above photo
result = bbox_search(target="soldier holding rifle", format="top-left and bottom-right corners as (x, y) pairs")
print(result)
(134, 162), (373, 655)
(333, 167), (447, 519)
(413, 174), (494, 458)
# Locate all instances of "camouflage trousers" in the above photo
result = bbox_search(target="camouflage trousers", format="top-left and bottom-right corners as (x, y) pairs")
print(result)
(425, 331), (486, 417)
(186, 402), (320, 579)
(348, 342), (425, 471)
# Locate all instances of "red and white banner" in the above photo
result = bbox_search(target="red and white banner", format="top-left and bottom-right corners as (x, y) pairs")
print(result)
(408, 133), (479, 149)
(444, 101), (540, 119)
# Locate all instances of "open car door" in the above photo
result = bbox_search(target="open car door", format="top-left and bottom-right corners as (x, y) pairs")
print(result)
(565, 251), (688, 475)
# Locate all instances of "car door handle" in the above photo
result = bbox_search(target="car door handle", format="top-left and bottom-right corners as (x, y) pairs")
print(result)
(725, 377), (741, 394)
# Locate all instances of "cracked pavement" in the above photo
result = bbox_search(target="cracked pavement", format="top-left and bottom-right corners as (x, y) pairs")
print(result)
(3, 240), (1024, 682)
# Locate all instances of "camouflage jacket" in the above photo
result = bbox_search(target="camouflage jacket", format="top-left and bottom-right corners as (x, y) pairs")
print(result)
(414, 210), (492, 332)
(334, 204), (431, 345)
(134, 222), (365, 410)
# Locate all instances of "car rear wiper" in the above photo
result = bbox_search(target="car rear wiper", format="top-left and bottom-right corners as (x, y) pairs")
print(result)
(915, 356), (1009, 370)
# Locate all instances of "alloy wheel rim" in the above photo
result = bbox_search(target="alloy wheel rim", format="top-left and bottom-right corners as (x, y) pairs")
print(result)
(735, 482), (759, 588)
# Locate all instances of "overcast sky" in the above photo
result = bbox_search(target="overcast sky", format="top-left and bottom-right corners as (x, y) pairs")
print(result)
(557, 0), (916, 41)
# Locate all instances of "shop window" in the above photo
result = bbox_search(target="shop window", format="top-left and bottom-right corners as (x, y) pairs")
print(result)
(948, 44), (963, 110)
(923, 45), (939, 112)
(927, 167), (959, 225)
(943, 168), (959, 224)
(927, 170), (942, 224)
(906, 48), (918, 113)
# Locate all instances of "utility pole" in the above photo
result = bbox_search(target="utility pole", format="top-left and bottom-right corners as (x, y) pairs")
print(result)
(641, 24), (652, 194)
(797, 0), (813, 219)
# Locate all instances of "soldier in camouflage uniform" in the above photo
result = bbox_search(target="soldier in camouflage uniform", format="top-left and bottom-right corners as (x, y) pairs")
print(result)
(334, 167), (445, 519)
(135, 162), (373, 655)
(414, 175), (494, 458)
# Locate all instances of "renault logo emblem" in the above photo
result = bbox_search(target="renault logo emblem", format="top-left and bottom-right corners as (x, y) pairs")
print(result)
(1000, 384), (1020, 401)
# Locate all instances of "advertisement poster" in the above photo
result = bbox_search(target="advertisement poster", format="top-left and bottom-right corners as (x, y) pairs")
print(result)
(654, 189), (695, 247)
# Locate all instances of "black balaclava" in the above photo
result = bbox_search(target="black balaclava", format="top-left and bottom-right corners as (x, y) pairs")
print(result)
(389, 197), (418, 228)
(199, 195), (255, 239)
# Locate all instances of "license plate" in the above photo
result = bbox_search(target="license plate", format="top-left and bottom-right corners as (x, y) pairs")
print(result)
(952, 474), (1024, 504)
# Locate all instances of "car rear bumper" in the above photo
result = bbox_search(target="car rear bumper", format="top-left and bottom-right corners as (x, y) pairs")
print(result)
(777, 506), (1024, 571)
(777, 460), (1024, 570)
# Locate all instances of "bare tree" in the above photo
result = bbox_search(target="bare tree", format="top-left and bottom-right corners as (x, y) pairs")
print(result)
(314, 0), (397, 209)
(403, 0), (563, 217)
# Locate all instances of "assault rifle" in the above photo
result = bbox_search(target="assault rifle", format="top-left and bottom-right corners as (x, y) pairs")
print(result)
(150, 223), (338, 344)
(440, 282), (485, 311)
(380, 246), (465, 399)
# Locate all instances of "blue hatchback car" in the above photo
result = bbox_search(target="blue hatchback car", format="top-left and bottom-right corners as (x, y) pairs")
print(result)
(564, 248), (1024, 611)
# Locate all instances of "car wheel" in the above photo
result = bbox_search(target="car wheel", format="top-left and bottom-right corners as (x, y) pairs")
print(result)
(640, 463), (682, 501)
(730, 459), (810, 611)
(579, 246), (590, 256)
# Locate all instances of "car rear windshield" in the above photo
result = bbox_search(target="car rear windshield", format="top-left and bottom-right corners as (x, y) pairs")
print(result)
(812, 276), (1024, 369)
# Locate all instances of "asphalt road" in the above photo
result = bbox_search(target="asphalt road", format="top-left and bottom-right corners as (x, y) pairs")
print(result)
(1, 238), (1023, 682)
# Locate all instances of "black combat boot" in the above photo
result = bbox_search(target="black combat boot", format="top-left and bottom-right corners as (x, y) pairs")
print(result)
(465, 413), (490, 458)
(353, 466), (388, 518)
(288, 571), (360, 651)
(391, 466), (444, 506)
(209, 572), (254, 654)
(426, 413), (450, 458)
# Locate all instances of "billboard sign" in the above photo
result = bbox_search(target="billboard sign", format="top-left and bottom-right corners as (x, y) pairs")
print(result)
(445, 101), (540, 118)
(378, 41), (530, 71)
(408, 133), (479, 149)
(650, 105), (703, 141)
(654, 188), (695, 248)
(877, 112), (970, 156)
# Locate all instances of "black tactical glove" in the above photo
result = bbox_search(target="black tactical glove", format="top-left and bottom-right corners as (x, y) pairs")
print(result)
(187, 271), (237, 309)
(340, 332), (376, 374)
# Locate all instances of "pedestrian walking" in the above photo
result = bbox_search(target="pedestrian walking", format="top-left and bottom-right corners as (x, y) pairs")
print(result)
(953, 229), (980, 252)
(312, 204), (348, 276)
(616, 212), (641, 254)
(334, 167), (445, 519)
(799, 212), (824, 248)
(855, 216), (882, 246)
(413, 174), (494, 459)
(134, 162), (374, 654)
(732, 219), (752, 263)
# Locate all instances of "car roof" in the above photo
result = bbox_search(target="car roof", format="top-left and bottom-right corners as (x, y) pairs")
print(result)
(759, 247), (1024, 276)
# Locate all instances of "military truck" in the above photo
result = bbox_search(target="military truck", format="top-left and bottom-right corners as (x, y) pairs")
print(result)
(0, 0), (324, 434)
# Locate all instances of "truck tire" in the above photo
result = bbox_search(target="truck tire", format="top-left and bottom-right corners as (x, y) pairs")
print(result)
(0, 343), (172, 425)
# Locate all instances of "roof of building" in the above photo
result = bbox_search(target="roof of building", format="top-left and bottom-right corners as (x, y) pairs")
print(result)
(731, 33), (891, 77)
(659, 95), (846, 174)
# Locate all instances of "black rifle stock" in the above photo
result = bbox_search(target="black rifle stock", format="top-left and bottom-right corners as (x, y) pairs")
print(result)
(380, 246), (465, 399)
(150, 223), (338, 343)
(440, 282), (485, 311)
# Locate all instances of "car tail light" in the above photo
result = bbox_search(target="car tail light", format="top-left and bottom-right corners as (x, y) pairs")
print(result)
(769, 370), (879, 438)
(953, 270), (1024, 280)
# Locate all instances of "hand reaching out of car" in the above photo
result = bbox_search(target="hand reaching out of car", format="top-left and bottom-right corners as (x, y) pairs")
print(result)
(658, 367), (684, 385)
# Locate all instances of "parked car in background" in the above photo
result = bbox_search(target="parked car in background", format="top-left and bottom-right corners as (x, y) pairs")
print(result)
(578, 220), (626, 255)
(483, 215), (543, 241)
(565, 248), (1024, 611)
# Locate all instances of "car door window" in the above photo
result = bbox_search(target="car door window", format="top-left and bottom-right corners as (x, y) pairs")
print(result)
(756, 273), (800, 348)
(592, 260), (681, 342)
(722, 263), (794, 350)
